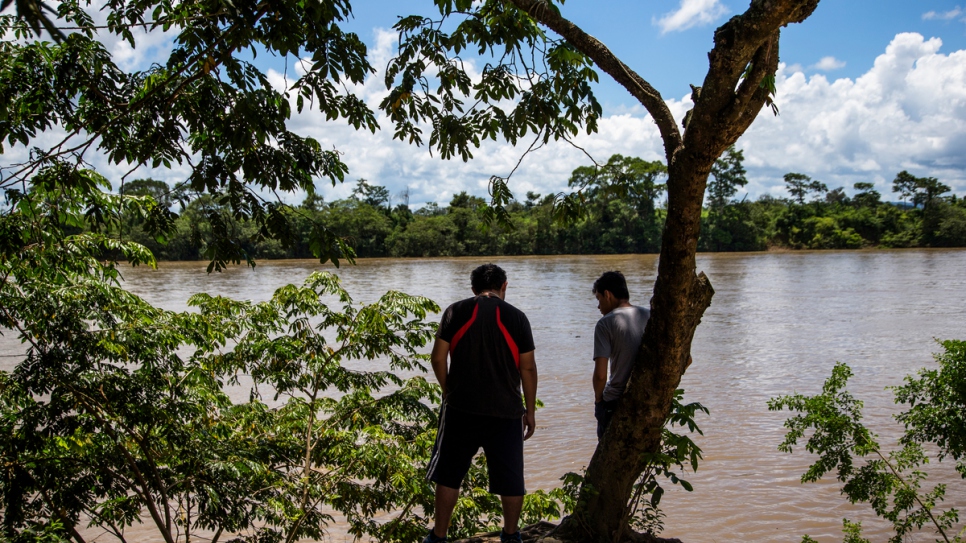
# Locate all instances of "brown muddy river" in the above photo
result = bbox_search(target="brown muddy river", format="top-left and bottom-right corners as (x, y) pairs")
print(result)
(4, 249), (966, 542)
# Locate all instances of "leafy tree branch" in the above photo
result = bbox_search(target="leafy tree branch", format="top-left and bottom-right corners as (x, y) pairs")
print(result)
(769, 342), (966, 543)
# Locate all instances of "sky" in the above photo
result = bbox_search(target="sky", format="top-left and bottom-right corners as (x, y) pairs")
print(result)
(6, 0), (966, 207)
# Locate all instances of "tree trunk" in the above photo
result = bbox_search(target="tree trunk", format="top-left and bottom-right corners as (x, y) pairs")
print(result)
(561, 164), (716, 543)
(504, 1), (822, 541)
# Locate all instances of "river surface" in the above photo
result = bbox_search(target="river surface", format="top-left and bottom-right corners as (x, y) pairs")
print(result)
(4, 249), (966, 542)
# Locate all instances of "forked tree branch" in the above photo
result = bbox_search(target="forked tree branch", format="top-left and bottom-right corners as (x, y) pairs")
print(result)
(688, 0), (819, 156)
(730, 36), (777, 116)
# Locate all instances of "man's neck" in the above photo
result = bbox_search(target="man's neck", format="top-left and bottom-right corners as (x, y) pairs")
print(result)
(477, 290), (502, 299)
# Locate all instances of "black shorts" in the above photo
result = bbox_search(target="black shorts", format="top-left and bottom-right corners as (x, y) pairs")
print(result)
(426, 404), (526, 496)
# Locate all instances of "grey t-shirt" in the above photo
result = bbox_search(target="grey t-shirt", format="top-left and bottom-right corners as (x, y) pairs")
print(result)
(593, 305), (650, 402)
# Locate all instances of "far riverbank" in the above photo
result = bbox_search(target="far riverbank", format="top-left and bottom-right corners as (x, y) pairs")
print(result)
(121, 185), (966, 262)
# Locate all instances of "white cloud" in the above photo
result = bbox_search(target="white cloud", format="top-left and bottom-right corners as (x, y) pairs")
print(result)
(1, 0), (175, 68)
(740, 33), (966, 198)
(334, 31), (966, 203)
(922, 7), (963, 20)
(109, 28), (175, 72)
(654, 0), (729, 34)
(82, 0), (177, 71)
(811, 56), (846, 71)
(319, 30), (966, 204)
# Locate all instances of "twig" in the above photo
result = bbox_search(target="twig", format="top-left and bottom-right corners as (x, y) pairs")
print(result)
(873, 448), (951, 543)
(503, 127), (548, 182)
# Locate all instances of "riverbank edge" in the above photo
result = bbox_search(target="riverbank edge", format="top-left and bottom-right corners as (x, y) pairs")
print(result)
(448, 521), (684, 543)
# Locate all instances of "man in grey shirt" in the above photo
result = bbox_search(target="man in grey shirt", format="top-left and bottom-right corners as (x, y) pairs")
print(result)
(592, 271), (650, 439)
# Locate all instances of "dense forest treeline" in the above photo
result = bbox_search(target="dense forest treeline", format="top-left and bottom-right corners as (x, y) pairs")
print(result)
(120, 149), (966, 260)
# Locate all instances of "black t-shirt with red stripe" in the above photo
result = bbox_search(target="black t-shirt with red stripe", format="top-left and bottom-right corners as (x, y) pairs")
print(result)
(437, 295), (534, 419)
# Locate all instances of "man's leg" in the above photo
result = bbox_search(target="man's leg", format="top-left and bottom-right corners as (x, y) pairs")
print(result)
(431, 484), (460, 538)
(481, 414), (526, 539)
(426, 406), (478, 540)
(500, 495), (524, 535)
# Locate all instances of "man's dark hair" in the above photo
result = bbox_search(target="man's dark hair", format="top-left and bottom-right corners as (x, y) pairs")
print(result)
(592, 271), (630, 300)
(471, 263), (507, 293)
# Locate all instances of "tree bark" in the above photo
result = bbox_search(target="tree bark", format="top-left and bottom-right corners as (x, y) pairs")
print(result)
(506, 1), (821, 541)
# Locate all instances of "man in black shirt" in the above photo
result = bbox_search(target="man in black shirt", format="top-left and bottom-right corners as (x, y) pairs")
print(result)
(424, 264), (538, 543)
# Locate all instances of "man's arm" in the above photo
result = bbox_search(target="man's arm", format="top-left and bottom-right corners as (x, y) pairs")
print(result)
(519, 350), (538, 440)
(593, 357), (608, 403)
(430, 338), (450, 396)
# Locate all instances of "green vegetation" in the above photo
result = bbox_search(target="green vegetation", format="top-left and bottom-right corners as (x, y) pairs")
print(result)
(120, 160), (966, 261)
(1, 0), (378, 270)
(769, 340), (966, 543)
(748, 170), (965, 251)
(0, 174), (571, 543)
(121, 161), (671, 260)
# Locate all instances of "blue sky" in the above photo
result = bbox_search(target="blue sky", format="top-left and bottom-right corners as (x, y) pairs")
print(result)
(335, 0), (966, 104)
(5, 0), (966, 206)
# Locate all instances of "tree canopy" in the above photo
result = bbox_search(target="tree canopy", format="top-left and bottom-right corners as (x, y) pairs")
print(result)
(1, 0), (382, 269)
(784, 173), (828, 205)
(111, 169), (966, 261)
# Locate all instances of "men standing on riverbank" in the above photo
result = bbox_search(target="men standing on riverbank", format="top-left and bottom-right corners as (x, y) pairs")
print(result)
(591, 271), (650, 440)
(424, 263), (538, 543)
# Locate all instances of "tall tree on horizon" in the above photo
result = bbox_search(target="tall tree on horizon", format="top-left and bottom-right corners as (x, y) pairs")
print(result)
(707, 146), (749, 212)
(893, 170), (952, 245)
(784, 172), (828, 205)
